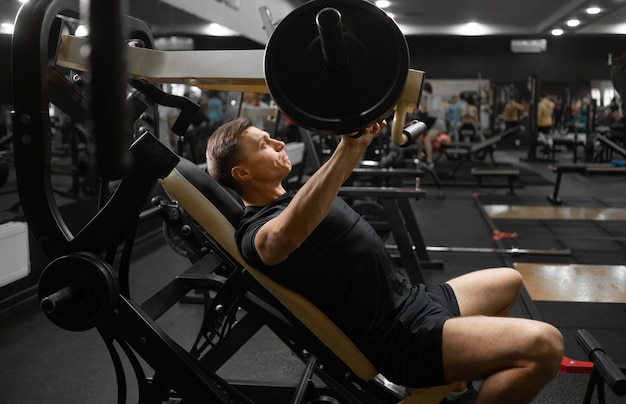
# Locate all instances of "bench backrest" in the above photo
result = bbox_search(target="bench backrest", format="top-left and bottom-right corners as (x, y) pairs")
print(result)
(596, 133), (626, 158)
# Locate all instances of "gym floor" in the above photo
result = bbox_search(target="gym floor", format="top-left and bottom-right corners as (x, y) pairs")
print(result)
(0, 142), (625, 403)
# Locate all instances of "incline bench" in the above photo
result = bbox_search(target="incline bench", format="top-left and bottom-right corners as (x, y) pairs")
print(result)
(471, 167), (520, 195)
(441, 126), (521, 174)
(548, 163), (626, 204)
(594, 133), (626, 162)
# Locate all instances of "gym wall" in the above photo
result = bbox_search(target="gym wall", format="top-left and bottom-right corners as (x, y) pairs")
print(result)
(406, 35), (623, 82)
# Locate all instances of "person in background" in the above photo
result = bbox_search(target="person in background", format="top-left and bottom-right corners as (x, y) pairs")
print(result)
(416, 117), (447, 170)
(241, 92), (270, 131)
(207, 90), (224, 128)
(528, 93), (555, 161)
(605, 103), (622, 125)
(458, 95), (481, 142)
(611, 50), (626, 115)
(503, 98), (525, 130)
(413, 82), (444, 169)
(446, 94), (465, 142)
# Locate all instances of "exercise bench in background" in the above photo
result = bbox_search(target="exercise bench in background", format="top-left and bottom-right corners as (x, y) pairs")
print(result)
(440, 126), (521, 174)
(547, 163), (626, 205)
(471, 167), (520, 195)
(593, 133), (626, 163)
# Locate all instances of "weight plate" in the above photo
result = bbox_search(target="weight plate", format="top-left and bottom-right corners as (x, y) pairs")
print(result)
(265, 0), (409, 135)
(38, 252), (119, 332)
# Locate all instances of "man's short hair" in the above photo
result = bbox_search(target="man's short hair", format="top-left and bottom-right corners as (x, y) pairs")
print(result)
(205, 117), (253, 192)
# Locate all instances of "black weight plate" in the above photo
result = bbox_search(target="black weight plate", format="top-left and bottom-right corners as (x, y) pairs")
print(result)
(38, 252), (119, 332)
(265, 0), (409, 135)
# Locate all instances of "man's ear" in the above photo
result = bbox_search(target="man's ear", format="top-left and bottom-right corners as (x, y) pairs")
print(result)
(231, 165), (251, 182)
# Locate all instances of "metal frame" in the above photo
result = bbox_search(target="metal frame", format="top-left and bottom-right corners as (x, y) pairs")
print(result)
(10, 1), (260, 402)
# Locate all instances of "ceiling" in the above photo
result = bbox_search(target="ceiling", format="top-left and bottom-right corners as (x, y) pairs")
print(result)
(130, 0), (626, 39)
(2, 0), (626, 39)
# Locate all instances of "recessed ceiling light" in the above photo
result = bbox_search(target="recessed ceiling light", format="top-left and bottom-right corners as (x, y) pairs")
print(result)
(551, 28), (564, 36)
(586, 7), (601, 15)
(0, 23), (13, 34)
(375, 1), (391, 8)
(566, 19), (580, 27)
(205, 23), (239, 37)
(463, 22), (487, 36)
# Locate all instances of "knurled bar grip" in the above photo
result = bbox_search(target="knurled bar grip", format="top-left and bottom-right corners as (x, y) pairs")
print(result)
(576, 329), (626, 396)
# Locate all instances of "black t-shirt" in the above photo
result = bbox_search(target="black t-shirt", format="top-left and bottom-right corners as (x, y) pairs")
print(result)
(235, 192), (430, 366)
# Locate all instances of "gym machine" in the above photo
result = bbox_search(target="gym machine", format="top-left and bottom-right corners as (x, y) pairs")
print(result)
(11, 0), (451, 402)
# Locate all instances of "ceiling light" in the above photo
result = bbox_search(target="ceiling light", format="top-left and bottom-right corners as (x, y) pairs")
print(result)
(566, 19), (580, 27)
(463, 22), (487, 36)
(205, 23), (239, 37)
(1, 22), (14, 34)
(586, 7), (601, 15)
(551, 28), (564, 36)
(375, 1), (391, 8)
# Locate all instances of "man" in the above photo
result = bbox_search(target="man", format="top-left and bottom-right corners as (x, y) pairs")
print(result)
(446, 94), (465, 142)
(503, 98), (525, 130)
(529, 93), (556, 161)
(206, 117), (563, 403)
(611, 50), (626, 114)
(415, 116), (446, 169)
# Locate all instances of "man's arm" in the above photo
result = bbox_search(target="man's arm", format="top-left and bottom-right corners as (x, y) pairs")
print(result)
(255, 122), (385, 266)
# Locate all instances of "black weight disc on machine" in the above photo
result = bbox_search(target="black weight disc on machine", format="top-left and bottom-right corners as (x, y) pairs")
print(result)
(264, 0), (409, 135)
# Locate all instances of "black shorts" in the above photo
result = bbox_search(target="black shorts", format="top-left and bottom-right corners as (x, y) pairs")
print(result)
(378, 283), (460, 388)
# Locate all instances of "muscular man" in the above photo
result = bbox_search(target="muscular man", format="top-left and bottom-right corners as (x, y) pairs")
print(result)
(206, 117), (563, 403)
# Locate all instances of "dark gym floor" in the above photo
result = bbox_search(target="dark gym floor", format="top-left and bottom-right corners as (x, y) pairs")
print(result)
(0, 142), (625, 403)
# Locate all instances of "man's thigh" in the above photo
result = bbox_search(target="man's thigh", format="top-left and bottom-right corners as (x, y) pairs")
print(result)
(445, 267), (522, 317)
(441, 316), (545, 382)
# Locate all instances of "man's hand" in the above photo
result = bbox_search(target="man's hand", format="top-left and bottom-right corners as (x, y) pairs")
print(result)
(341, 121), (386, 149)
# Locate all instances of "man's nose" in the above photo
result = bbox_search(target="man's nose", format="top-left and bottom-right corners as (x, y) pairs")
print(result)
(272, 138), (286, 150)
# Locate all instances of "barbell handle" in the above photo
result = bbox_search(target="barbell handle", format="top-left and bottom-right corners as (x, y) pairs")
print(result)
(41, 285), (81, 314)
(403, 120), (428, 142)
(576, 329), (626, 396)
(316, 7), (347, 71)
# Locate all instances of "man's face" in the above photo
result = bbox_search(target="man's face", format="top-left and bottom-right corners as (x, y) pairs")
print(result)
(236, 126), (292, 183)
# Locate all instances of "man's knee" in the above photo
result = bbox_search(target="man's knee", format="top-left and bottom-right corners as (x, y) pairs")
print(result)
(498, 266), (523, 287)
(526, 322), (564, 379)
(487, 267), (523, 296)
